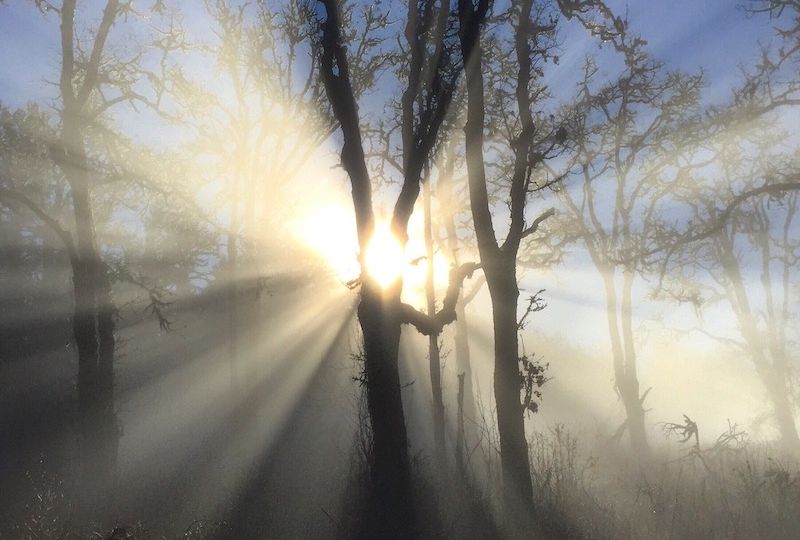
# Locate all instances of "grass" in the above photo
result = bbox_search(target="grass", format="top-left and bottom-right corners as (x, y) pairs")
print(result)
(520, 423), (800, 539)
(4, 417), (800, 539)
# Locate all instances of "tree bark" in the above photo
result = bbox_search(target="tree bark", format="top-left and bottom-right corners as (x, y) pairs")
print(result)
(358, 281), (413, 537)
(458, 0), (535, 511)
(487, 264), (533, 508)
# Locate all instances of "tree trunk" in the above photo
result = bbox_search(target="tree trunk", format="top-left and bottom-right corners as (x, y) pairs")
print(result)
(428, 332), (446, 464)
(601, 269), (649, 456)
(459, 0), (534, 509)
(72, 260), (117, 502)
(454, 298), (478, 453)
(358, 281), (413, 537)
(60, 116), (118, 509)
(456, 372), (466, 472)
(758, 363), (800, 452)
(618, 376), (648, 456)
(423, 178), (446, 465)
(620, 268), (649, 457)
(439, 140), (478, 465)
(95, 258), (117, 484)
(227, 230), (239, 388)
(487, 267), (533, 509)
(722, 247), (800, 454)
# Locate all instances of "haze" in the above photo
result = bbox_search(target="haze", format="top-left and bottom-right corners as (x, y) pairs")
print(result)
(1, 1), (799, 538)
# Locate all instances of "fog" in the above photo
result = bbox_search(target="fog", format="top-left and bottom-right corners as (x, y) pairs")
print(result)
(1, 1), (799, 539)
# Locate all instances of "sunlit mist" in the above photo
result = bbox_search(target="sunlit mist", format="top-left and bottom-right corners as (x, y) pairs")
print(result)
(364, 221), (405, 288)
(293, 201), (360, 282)
(1, 0), (799, 539)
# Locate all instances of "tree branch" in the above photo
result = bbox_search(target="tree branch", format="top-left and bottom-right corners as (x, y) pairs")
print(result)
(318, 0), (374, 251)
(458, 0), (499, 260)
(672, 181), (800, 250)
(462, 274), (486, 305)
(517, 289), (546, 330)
(393, 0), (458, 241)
(400, 261), (482, 335)
(108, 262), (173, 331)
(649, 180), (800, 272)
(0, 188), (77, 263)
(59, 0), (77, 106)
(520, 207), (556, 239)
(505, 0), (536, 254)
(76, 0), (120, 106)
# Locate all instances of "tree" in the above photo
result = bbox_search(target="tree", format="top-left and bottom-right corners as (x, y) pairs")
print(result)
(435, 136), (485, 470)
(0, 0), (182, 511)
(651, 0), (800, 453)
(361, 27), (466, 473)
(558, 19), (703, 454)
(0, 104), (74, 364)
(457, 0), (563, 509)
(168, 0), (341, 386)
(314, 0), (477, 534)
(51, 1), (121, 496)
(423, 171), (448, 464)
(663, 128), (800, 451)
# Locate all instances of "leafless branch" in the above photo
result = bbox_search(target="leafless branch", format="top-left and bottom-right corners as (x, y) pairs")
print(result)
(0, 187), (77, 263)
(399, 261), (482, 335)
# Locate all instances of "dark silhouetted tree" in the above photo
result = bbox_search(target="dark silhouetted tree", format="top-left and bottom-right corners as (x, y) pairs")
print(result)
(457, 0), (563, 509)
(315, 0), (477, 534)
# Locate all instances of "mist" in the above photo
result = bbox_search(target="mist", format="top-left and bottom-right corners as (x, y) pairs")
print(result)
(1, 1), (799, 539)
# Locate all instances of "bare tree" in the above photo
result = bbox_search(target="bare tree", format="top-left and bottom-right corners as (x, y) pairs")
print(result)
(664, 129), (800, 451)
(422, 171), (449, 465)
(0, 0), (182, 510)
(0, 104), (74, 362)
(457, 0), (563, 508)
(435, 136), (485, 469)
(556, 5), (704, 456)
(650, 0), (800, 452)
(314, 0), (476, 533)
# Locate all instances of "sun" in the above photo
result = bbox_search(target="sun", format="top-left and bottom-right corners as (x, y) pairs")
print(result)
(293, 199), (450, 295)
(293, 204), (406, 289)
(363, 222), (406, 288)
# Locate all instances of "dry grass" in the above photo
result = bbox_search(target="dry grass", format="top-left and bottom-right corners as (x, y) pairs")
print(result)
(520, 423), (800, 539)
(4, 417), (800, 539)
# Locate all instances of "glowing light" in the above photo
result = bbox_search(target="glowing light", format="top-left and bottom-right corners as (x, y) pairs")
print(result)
(294, 204), (360, 282)
(403, 252), (451, 291)
(364, 222), (406, 288)
(293, 198), (451, 296)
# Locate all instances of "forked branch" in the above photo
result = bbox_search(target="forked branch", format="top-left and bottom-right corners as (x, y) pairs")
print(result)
(400, 262), (482, 335)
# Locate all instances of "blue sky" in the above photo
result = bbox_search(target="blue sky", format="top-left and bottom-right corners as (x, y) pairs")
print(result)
(0, 1), (778, 111)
